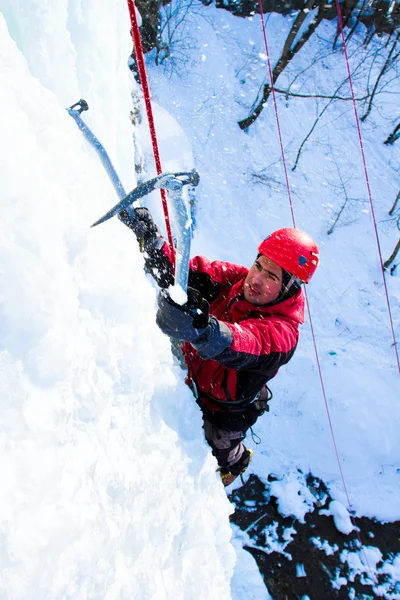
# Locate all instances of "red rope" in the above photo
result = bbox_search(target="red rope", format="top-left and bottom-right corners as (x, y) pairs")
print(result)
(126, 0), (175, 264)
(334, 0), (399, 374)
(257, 1), (378, 585)
(258, 11), (296, 227)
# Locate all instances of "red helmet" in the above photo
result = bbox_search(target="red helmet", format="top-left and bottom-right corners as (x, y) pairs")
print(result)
(258, 228), (319, 283)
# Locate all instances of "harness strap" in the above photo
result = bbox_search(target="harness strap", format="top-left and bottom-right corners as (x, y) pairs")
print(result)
(198, 384), (273, 413)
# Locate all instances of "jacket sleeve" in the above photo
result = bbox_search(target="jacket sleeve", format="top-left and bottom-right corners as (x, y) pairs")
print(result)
(194, 316), (299, 371)
(187, 255), (245, 303)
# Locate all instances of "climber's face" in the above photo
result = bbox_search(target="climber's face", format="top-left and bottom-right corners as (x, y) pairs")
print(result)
(244, 255), (283, 305)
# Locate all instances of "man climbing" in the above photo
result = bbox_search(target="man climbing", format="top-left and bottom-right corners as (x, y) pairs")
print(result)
(120, 208), (319, 486)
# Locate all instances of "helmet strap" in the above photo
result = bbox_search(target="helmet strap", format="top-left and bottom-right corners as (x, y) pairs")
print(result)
(282, 274), (302, 295)
(274, 271), (302, 304)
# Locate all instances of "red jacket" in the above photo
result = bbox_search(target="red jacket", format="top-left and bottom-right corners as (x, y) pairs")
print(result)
(145, 244), (305, 412)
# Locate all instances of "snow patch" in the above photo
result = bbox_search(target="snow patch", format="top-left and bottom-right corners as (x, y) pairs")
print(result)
(320, 500), (354, 535)
(269, 472), (316, 522)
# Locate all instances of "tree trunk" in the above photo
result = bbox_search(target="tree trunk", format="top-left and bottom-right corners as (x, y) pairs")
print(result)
(384, 122), (400, 145)
(389, 190), (400, 216)
(238, 0), (326, 130)
(383, 237), (400, 270)
(345, 0), (369, 44)
(333, 0), (358, 49)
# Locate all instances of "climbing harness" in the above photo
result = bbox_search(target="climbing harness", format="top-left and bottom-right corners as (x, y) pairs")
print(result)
(198, 385), (273, 414)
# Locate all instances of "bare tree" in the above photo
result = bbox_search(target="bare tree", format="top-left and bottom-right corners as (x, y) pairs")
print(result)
(152, 0), (211, 74)
(292, 99), (334, 172)
(383, 230), (400, 271)
(384, 121), (400, 145)
(155, 0), (197, 66)
(383, 190), (400, 272)
(292, 51), (371, 171)
(333, 0), (358, 49)
(389, 190), (400, 216)
(344, 0), (369, 45)
(361, 31), (400, 121)
(324, 154), (367, 235)
(238, 0), (328, 130)
(271, 87), (369, 102)
(335, 0), (400, 47)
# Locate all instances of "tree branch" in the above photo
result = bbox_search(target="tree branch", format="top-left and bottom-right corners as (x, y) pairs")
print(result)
(361, 31), (400, 121)
(383, 236), (400, 270)
(389, 190), (400, 216)
(384, 122), (400, 146)
(273, 87), (369, 101)
(238, 0), (326, 130)
(292, 100), (333, 171)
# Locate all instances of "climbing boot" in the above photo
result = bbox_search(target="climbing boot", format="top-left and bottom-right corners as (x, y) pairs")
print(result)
(217, 448), (253, 487)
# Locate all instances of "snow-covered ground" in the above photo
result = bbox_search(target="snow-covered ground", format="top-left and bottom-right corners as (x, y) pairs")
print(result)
(0, 0), (399, 598)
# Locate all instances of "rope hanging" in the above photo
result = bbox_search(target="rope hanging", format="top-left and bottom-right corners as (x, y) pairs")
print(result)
(256, 0), (377, 583)
(126, 0), (176, 265)
(334, 0), (400, 374)
(257, 8), (296, 227)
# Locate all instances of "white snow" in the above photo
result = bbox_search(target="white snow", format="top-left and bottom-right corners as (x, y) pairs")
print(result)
(340, 546), (383, 592)
(0, 0), (399, 597)
(0, 3), (235, 599)
(269, 472), (316, 522)
(168, 283), (188, 305)
(230, 531), (273, 600)
(296, 563), (307, 578)
(340, 545), (400, 598)
(320, 500), (354, 535)
(310, 537), (339, 556)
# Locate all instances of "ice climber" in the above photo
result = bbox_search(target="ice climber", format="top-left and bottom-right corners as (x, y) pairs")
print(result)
(120, 208), (320, 486)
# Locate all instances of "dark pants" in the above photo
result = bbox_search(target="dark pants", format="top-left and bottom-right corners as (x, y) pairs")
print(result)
(203, 419), (246, 470)
(201, 404), (264, 472)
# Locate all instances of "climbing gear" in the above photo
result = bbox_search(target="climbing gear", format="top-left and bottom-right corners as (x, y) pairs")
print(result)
(67, 100), (132, 213)
(249, 427), (261, 445)
(217, 448), (253, 487)
(91, 171), (198, 295)
(156, 287), (209, 342)
(67, 99), (199, 296)
(199, 384), (273, 414)
(119, 207), (163, 252)
(253, 384), (273, 413)
(90, 171), (199, 228)
(127, 0), (176, 258)
(276, 268), (301, 302)
(258, 228), (319, 283)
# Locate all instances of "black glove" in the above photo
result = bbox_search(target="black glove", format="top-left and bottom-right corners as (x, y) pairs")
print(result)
(156, 287), (234, 358)
(156, 287), (210, 342)
(119, 207), (163, 251)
